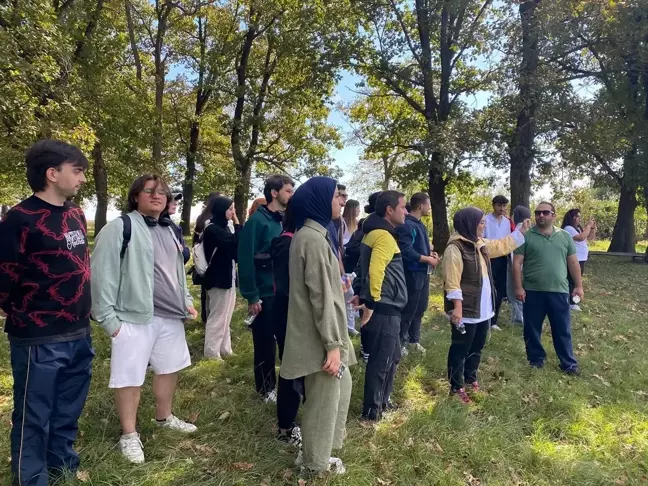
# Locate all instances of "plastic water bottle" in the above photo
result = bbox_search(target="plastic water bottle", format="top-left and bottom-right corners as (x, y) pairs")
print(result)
(341, 272), (356, 287)
(446, 311), (466, 334)
(244, 299), (262, 328)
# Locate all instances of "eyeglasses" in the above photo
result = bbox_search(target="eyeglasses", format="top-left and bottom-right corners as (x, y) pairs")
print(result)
(534, 210), (554, 216)
(142, 188), (168, 196)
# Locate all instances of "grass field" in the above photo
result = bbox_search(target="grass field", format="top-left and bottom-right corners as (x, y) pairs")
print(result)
(1, 257), (648, 485)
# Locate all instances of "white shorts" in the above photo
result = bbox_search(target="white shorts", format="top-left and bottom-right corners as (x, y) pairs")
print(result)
(109, 316), (191, 388)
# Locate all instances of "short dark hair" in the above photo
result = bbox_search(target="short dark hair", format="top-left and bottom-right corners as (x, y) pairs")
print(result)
(264, 175), (294, 203)
(410, 192), (430, 211)
(127, 173), (172, 212)
(337, 184), (346, 191)
(25, 139), (89, 192)
(365, 191), (382, 214)
(376, 190), (404, 217)
(537, 201), (556, 212)
(492, 195), (509, 205)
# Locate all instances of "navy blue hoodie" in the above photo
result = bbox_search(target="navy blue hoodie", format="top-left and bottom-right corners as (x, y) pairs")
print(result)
(396, 214), (431, 273)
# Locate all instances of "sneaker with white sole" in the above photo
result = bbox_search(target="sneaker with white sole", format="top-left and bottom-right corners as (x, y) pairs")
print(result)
(400, 345), (409, 357)
(570, 305), (582, 312)
(277, 424), (302, 447)
(410, 343), (426, 354)
(119, 432), (145, 464)
(491, 325), (503, 331)
(155, 414), (198, 433)
(262, 389), (277, 404)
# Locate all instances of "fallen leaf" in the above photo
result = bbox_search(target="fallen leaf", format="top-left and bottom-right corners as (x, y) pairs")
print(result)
(218, 411), (231, 421)
(76, 470), (90, 482)
(298, 479), (307, 486)
(405, 437), (414, 447)
(226, 378), (232, 384)
(593, 374), (611, 386)
(377, 478), (392, 485)
(188, 412), (200, 423)
(281, 469), (293, 480)
(433, 442), (444, 453)
(232, 462), (254, 471)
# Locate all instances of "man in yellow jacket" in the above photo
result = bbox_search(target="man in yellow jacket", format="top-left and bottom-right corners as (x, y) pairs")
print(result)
(355, 190), (408, 421)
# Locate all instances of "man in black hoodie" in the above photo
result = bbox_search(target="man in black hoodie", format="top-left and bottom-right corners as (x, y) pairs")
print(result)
(354, 191), (408, 421)
(396, 193), (439, 356)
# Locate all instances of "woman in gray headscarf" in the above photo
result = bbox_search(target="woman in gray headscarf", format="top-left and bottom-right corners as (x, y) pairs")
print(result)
(507, 206), (531, 324)
(442, 207), (530, 404)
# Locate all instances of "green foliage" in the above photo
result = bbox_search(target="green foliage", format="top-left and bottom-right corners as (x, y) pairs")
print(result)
(2, 260), (648, 485)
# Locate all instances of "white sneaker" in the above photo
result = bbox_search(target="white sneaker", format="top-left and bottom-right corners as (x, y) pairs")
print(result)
(400, 346), (409, 357)
(491, 325), (503, 332)
(570, 305), (582, 312)
(296, 453), (346, 476)
(410, 343), (426, 355)
(155, 414), (198, 433)
(328, 457), (346, 475)
(263, 389), (277, 404)
(119, 432), (145, 464)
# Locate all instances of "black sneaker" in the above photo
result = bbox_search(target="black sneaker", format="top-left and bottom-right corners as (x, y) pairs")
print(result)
(529, 361), (545, 369)
(277, 424), (302, 447)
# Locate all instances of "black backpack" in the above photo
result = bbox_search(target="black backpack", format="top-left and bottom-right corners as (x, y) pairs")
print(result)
(343, 222), (365, 274)
(119, 215), (184, 259)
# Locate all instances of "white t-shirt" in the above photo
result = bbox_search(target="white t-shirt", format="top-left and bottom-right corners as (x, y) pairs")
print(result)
(564, 225), (589, 261)
(484, 213), (512, 240)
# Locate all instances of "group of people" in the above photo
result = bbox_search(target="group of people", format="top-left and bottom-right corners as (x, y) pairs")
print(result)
(0, 139), (590, 484)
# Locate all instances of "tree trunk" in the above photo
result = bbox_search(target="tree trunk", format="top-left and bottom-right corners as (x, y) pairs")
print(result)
(382, 155), (391, 191)
(608, 176), (638, 253)
(234, 158), (252, 223)
(124, 0), (142, 80)
(0, 205), (9, 217)
(153, 56), (164, 167)
(92, 141), (108, 236)
(428, 160), (450, 252)
(181, 120), (199, 235)
(644, 185), (648, 239)
(508, 0), (540, 211)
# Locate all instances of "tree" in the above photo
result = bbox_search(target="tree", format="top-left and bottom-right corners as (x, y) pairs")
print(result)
(352, 0), (500, 251)
(345, 83), (423, 191)
(226, 0), (350, 221)
(546, 0), (648, 252)
(508, 0), (541, 210)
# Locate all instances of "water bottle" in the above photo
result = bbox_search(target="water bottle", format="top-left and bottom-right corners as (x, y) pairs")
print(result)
(341, 273), (356, 300)
(446, 310), (466, 334)
(244, 299), (262, 328)
(341, 272), (356, 287)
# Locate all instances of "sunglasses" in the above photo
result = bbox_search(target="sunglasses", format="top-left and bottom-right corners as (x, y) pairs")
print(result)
(534, 210), (554, 216)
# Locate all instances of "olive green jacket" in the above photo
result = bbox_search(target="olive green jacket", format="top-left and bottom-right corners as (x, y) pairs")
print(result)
(280, 219), (356, 379)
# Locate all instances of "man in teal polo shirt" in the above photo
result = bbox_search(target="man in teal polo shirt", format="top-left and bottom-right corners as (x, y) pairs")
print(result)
(512, 202), (583, 375)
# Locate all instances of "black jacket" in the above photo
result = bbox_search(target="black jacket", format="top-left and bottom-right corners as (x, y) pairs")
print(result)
(203, 222), (242, 290)
(270, 232), (293, 297)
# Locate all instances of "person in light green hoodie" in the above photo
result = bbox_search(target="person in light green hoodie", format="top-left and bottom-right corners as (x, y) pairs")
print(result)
(91, 174), (198, 465)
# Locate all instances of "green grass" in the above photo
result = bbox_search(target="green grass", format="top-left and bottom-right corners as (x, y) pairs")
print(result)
(2, 257), (648, 485)
(589, 239), (647, 253)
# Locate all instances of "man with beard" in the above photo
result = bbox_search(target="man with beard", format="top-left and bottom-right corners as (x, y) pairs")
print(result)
(238, 175), (295, 403)
(513, 202), (583, 375)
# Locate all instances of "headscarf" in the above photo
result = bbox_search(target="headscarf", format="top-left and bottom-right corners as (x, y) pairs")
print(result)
(453, 207), (484, 243)
(291, 176), (337, 230)
(513, 205), (531, 225)
(210, 196), (233, 226)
